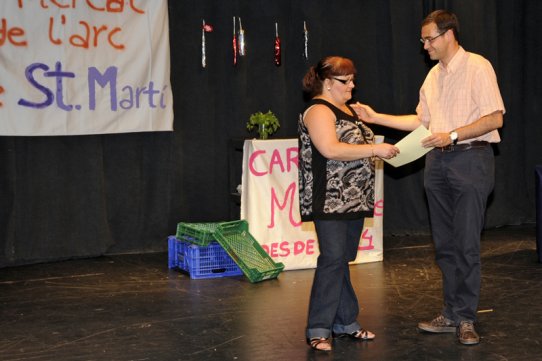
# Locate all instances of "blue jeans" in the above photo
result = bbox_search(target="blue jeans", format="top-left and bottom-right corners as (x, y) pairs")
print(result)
(424, 145), (495, 323)
(306, 218), (364, 339)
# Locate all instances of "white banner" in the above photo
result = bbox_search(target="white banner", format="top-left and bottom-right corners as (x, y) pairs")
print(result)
(240, 138), (384, 271)
(0, 0), (173, 135)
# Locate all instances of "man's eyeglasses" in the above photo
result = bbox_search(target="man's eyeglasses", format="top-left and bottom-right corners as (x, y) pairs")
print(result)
(420, 31), (446, 44)
(333, 77), (355, 85)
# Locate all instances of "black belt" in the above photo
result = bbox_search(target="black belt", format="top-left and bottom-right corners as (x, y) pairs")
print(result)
(435, 141), (489, 152)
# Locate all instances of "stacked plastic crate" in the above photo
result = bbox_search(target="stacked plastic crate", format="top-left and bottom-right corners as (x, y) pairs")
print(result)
(168, 220), (285, 282)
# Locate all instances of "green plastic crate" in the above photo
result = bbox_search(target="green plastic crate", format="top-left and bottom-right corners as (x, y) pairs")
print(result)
(215, 220), (285, 283)
(176, 222), (221, 246)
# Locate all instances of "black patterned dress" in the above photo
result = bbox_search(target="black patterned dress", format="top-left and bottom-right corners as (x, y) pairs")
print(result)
(298, 99), (375, 222)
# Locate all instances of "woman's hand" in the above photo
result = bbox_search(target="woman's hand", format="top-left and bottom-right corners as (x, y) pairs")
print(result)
(373, 143), (400, 159)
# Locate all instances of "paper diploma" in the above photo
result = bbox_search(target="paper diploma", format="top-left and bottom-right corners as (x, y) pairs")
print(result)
(383, 125), (433, 167)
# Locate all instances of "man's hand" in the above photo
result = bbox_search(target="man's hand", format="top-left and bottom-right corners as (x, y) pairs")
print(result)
(422, 133), (452, 148)
(351, 102), (377, 123)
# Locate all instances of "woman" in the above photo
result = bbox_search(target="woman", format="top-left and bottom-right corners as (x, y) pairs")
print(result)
(299, 56), (399, 352)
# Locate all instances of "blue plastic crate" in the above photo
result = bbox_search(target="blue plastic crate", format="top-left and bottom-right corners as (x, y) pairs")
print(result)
(168, 236), (186, 269)
(168, 236), (243, 279)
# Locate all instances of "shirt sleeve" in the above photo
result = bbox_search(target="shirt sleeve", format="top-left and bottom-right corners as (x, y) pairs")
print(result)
(416, 77), (432, 129)
(472, 58), (506, 117)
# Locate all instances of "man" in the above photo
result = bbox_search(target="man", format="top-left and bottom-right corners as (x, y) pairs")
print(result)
(354, 10), (505, 345)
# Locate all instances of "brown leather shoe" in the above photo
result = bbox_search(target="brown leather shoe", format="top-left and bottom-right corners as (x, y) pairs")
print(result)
(418, 315), (456, 333)
(457, 321), (480, 345)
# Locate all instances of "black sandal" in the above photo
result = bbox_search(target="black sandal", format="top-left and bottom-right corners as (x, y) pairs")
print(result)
(350, 328), (375, 341)
(308, 337), (332, 351)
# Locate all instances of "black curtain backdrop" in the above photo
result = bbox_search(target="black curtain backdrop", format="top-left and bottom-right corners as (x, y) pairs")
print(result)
(1, 0), (541, 267)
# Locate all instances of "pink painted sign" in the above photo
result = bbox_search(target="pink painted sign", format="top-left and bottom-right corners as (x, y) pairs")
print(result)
(241, 139), (384, 270)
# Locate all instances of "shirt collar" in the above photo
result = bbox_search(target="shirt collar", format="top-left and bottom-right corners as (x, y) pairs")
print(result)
(438, 46), (466, 74)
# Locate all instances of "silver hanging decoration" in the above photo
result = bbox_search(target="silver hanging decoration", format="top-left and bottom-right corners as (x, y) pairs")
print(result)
(303, 21), (309, 60)
(238, 17), (246, 56)
(201, 19), (214, 68)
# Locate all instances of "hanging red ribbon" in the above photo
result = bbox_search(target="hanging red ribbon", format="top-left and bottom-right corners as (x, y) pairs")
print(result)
(274, 22), (281, 66)
(233, 17), (238, 66)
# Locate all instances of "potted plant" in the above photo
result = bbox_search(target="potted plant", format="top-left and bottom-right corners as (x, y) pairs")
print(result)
(246, 110), (280, 139)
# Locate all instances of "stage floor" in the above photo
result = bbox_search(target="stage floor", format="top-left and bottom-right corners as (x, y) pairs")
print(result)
(0, 225), (540, 361)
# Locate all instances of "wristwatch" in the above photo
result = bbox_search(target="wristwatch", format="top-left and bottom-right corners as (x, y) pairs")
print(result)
(449, 131), (459, 145)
